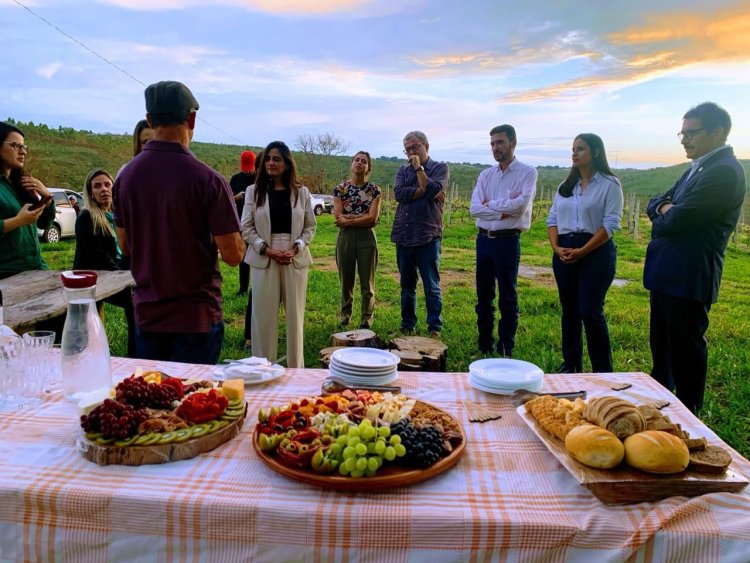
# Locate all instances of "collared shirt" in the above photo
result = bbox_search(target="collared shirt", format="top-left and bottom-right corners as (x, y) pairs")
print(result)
(686, 145), (729, 182)
(390, 157), (450, 247)
(469, 159), (537, 232)
(547, 172), (623, 237)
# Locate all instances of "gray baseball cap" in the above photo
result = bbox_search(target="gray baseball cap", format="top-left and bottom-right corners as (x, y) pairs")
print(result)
(144, 81), (200, 115)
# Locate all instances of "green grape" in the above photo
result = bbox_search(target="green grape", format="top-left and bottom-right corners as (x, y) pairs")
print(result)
(347, 436), (361, 448)
(336, 435), (348, 446)
(364, 426), (378, 440)
(359, 418), (372, 427)
(355, 457), (368, 472)
(389, 434), (402, 446)
(343, 457), (356, 472)
(367, 457), (379, 472)
(342, 446), (356, 460)
(365, 467), (377, 477)
(350, 469), (365, 478)
(394, 443), (406, 457)
(347, 426), (360, 437)
(366, 442), (375, 454)
(384, 446), (396, 461)
(338, 463), (350, 476)
(374, 440), (386, 455)
(329, 443), (342, 456)
(355, 443), (367, 456)
(376, 457), (384, 468)
(378, 426), (390, 438)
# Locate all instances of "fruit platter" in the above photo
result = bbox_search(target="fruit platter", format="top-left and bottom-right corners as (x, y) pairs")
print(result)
(77, 371), (247, 466)
(252, 388), (466, 491)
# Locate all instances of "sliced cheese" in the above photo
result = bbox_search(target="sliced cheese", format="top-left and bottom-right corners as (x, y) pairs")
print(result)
(220, 379), (245, 402)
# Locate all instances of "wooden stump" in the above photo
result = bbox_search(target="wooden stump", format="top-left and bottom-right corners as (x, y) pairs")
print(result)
(388, 336), (448, 372)
(331, 329), (380, 348)
(319, 346), (347, 368)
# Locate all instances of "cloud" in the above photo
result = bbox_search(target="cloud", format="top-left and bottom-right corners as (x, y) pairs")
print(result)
(96, 0), (397, 16)
(499, 6), (750, 103)
(36, 62), (62, 79)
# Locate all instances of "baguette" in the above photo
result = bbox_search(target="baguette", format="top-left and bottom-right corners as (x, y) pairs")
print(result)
(623, 431), (689, 474)
(564, 424), (624, 469)
(584, 396), (646, 440)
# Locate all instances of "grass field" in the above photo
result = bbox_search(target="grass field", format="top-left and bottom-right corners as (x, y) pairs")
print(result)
(41, 209), (750, 458)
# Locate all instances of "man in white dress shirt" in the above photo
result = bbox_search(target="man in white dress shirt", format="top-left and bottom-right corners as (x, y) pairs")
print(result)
(469, 125), (538, 357)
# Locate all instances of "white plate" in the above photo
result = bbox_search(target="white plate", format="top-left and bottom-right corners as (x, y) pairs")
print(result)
(212, 363), (285, 386)
(329, 369), (399, 386)
(469, 372), (542, 395)
(330, 348), (400, 369)
(469, 358), (543, 386)
(329, 356), (397, 376)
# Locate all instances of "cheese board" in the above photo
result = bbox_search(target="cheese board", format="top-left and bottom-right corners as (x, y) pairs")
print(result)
(517, 405), (748, 504)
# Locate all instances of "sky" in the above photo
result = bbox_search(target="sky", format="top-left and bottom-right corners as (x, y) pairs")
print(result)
(3, 0), (750, 169)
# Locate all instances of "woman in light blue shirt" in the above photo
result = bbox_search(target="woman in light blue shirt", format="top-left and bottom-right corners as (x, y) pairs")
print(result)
(547, 133), (623, 373)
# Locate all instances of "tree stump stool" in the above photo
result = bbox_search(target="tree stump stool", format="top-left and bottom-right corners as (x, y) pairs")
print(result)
(331, 329), (380, 348)
(319, 346), (347, 369)
(388, 336), (448, 372)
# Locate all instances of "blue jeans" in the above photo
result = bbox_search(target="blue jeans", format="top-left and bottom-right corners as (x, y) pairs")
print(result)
(135, 321), (224, 365)
(552, 234), (616, 372)
(475, 233), (520, 356)
(396, 240), (442, 332)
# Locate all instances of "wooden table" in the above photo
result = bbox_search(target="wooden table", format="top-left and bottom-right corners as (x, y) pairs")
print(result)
(0, 269), (134, 333)
(0, 361), (748, 561)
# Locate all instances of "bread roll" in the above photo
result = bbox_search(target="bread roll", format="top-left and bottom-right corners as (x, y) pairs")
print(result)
(565, 424), (625, 469)
(624, 431), (689, 474)
(584, 396), (646, 440)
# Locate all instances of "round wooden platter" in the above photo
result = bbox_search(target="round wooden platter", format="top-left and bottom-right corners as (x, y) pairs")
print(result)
(77, 404), (247, 466)
(252, 402), (466, 492)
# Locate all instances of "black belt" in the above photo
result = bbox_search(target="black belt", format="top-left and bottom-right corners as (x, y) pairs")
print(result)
(478, 228), (520, 238)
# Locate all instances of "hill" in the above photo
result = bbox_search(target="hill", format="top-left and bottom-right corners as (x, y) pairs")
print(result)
(5, 118), (749, 209)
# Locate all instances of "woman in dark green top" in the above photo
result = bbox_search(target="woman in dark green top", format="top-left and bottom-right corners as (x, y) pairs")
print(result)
(0, 122), (56, 279)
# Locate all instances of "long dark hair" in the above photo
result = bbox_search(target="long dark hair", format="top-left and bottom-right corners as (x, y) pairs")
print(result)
(558, 133), (616, 197)
(132, 119), (151, 156)
(0, 122), (34, 205)
(254, 141), (300, 207)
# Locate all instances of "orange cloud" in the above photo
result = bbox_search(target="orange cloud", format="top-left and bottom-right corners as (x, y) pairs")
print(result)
(501, 6), (750, 103)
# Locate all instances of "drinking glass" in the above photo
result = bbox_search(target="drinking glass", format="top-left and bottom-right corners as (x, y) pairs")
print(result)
(44, 344), (63, 394)
(19, 330), (55, 406)
(0, 334), (34, 410)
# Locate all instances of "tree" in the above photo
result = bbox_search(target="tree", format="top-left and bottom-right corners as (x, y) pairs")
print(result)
(294, 133), (350, 193)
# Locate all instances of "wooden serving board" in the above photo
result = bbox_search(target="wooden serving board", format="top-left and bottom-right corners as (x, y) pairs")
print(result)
(253, 403), (466, 492)
(78, 406), (247, 466)
(517, 405), (748, 504)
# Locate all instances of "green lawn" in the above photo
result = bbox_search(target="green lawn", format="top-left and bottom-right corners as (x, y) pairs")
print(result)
(41, 211), (750, 458)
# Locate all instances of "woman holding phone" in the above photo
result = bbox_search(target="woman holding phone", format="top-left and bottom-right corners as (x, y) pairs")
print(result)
(74, 168), (136, 356)
(0, 122), (56, 279)
(241, 141), (316, 368)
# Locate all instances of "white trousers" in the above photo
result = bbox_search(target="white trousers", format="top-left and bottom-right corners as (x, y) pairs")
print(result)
(251, 234), (309, 368)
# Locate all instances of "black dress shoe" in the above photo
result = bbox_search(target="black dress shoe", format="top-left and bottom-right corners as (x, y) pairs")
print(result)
(557, 362), (582, 374)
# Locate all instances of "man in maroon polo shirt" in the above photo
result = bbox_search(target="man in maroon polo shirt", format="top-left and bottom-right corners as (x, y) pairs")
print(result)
(114, 80), (245, 364)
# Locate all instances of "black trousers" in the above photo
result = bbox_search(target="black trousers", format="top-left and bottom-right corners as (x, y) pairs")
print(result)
(552, 233), (616, 373)
(243, 289), (253, 341)
(239, 261), (250, 294)
(649, 292), (710, 414)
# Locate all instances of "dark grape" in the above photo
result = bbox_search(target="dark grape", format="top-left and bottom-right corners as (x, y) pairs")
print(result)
(80, 399), (148, 440)
(115, 376), (178, 409)
(390, 419), (447, 468)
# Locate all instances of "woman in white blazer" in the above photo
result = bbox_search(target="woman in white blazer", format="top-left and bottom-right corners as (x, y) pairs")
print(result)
(241, 141), (316, 368)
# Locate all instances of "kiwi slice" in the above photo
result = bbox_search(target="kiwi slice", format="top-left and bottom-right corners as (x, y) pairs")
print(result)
(205, 420), (222, 433)
(134, 433), (156, 445)
(173, 428), (193, 443)
(190, 424), (210, 438)
(158, 431), (177, 445)
(227, 399), (242, 409)
(95, 436), (115, 446)
(114, 435), (138, 447)
(85, 432), (103, 441)
(215, 420), (229, 430)
(139, 433), (162, 446)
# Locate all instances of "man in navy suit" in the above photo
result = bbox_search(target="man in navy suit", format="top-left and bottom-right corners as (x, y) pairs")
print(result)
(644, 102), (746, 414)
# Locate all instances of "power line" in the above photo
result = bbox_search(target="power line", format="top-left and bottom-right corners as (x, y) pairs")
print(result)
(12, 0), (247, 146)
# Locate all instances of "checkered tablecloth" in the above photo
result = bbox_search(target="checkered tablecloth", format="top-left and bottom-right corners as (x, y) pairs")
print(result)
(1, 359), (749, 562)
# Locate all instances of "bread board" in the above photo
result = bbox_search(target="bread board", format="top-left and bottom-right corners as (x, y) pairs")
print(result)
(517, 405), (748, 504)
(253, 402), (466, 492)
(78, 404), (247, 466)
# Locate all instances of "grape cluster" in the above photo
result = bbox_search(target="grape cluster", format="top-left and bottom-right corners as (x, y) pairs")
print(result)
(115, 376), (178, 409)
(329, 419), (406, 478)
(81, 399), (148, 440)
(390, 418), (446, 468)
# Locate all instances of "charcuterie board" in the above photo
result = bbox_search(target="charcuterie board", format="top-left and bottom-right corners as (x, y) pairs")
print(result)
(253, 402), (466, 492)
(517, 405), (748, 504)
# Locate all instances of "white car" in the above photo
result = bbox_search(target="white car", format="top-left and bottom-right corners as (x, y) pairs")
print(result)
(311, 194), (333, 216)
(37, 188), (83, 243)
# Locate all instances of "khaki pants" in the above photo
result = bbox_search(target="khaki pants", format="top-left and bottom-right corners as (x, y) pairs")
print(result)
(251, 234), (309, 368)
(335, 227), (378, 328)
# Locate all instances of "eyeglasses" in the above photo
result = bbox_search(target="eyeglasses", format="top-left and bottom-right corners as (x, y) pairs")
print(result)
(3, 142), (29, 152)
(403, 143), (422, 154)
(677, 128), (704, 141)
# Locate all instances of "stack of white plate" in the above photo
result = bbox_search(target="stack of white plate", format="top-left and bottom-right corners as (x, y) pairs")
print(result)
(468, 358), (543, 395)
(329, 348), (400, 386)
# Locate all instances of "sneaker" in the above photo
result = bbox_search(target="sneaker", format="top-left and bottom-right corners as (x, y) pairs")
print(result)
(243, 339), (252, 353)
(429, 331), (441, 340)
(557, 362), (582, 374)
(399, 327), (415, 336)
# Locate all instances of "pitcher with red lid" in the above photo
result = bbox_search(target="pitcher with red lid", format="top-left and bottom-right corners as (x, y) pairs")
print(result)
(60, 270), (112, 401)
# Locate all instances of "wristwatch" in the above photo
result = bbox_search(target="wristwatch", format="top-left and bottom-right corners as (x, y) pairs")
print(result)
(416, 165), (425, 172)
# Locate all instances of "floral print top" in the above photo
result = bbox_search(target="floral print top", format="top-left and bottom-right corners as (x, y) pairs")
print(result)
(333, 180), (381, 217)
